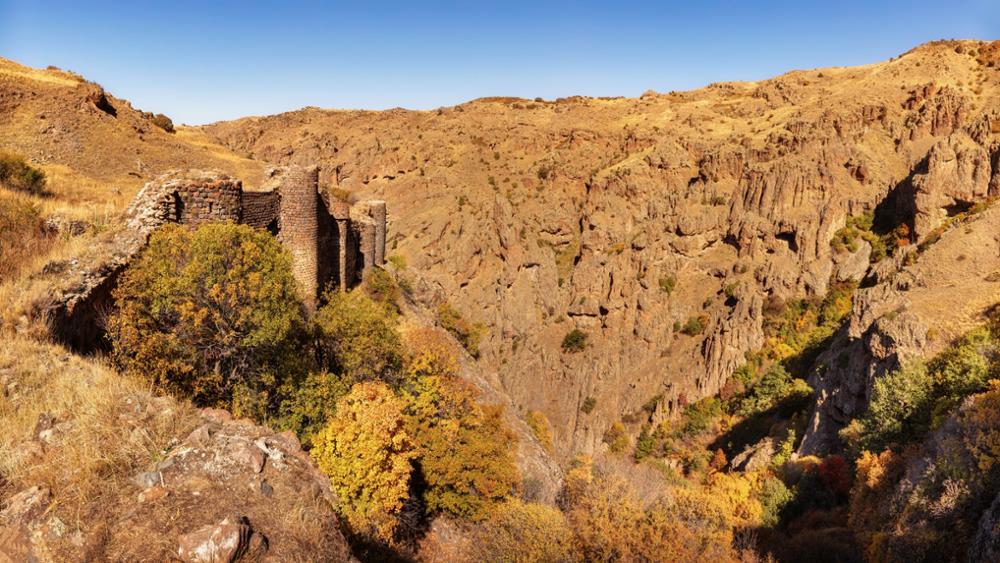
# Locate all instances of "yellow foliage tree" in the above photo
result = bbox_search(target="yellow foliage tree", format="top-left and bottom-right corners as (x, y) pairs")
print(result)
(404, 372), (520, 520)
(311, 382), (415, 542)
(107, 222), (304, 415)
(471, 499), (577, 562)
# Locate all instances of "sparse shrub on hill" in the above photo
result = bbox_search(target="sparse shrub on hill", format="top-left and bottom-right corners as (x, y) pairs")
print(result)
(526, 410), (554, 452)
(315, 289), (403, 384)
(362, 266), (401, 312)
(107, 223), (305, 415)
(0, 152), (47, 195)
(561, 328), (588, 352)
(437, 302), (484, 358)
(311, 382), (415, 543)
(680, 314), (707, 336)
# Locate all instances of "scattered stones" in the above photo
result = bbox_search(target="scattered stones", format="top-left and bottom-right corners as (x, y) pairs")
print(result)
(132, 471), (161, 489)
(176, 517), (267, 563)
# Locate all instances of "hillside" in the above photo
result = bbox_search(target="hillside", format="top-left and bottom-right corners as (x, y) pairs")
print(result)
(201, 40), (1000, 458)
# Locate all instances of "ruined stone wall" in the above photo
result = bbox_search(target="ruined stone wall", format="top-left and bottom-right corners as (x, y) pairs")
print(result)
(174, 179), (241, 225)
(276, 166), (321, 310)
(46, 168), (388, 352)
(241, 190), (280, 230)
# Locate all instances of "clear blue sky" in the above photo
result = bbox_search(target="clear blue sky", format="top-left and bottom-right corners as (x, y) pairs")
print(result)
(1, 1), (997, 125)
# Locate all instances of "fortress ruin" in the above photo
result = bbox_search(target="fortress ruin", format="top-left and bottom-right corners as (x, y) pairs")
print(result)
(45, 165), (387, 351)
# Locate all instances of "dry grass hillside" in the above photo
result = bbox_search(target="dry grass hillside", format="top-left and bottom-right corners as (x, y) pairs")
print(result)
(201, 40), (1000, 458)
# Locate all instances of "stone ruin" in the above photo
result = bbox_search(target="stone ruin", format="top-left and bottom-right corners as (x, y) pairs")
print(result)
(44, 166), (387, 352)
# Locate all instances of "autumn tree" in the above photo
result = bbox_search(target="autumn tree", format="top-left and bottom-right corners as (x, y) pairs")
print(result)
(107, 223), (304, 415)
(470, 499), (577, 562)
(315, 289), (402, 383)
(311, 382), (415, 542)
(401, 329), (520, 520)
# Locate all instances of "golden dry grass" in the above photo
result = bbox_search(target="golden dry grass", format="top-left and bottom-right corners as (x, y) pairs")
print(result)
(0, 57), (82, 87)
(0, 335), (200, 511)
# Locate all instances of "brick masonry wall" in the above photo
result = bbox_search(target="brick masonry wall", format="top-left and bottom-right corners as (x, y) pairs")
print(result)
(175, 180), (242, 225)
(276, 166), (321, 310)
(241, 190), (280, 230)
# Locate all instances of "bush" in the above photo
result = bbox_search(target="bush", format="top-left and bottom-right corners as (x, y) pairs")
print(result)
(737, 364), (812, 418)
(758, 476), (793, 528)
(276, 370), (351, 447)
(387, 254), (407, 270)
(581, 396), (597, 414)
(311, 382), (415, 542)
(847, 361), (933, 455)
(362, 267), (400, 311)
(604, 422), (629, 453)
(108, 223), (304, 414)
(634, 425), (655, 461)
(404, 374), (520, 520)
(315, 290), (402, 384)
(151, 113), (175, 133)
(526, 410), (553, 452)
(681, 397), (722, 435)
(0, 152), (46, 195)
(680, 315), (707, 336)
(437, 302), (484, 358)
(471, 499), (576, 562)
(658, 275), (677, 294)
(561, 328), (588, 353)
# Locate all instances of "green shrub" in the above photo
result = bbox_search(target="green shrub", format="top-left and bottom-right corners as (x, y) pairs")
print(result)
(276, 370), (352, 447)
(737, 364), (812, 418)
(437, 302), (485, 358)
(315, 290), (403, 384)
(758, 476), (794, 528)
(847, 361), (933, 456)
(581, 396), (597, 414)
(680, 315), (707, 336)
(0, 152), (46, 195)
(658, 275), (677, 294)
(108, 223), (305, 415)
(362, 266), (400, 312)
(928, 326), (995, 418)
(682, 397), (722, 436)
(634, 425), (656, 461)
(561, 328), (588, 353)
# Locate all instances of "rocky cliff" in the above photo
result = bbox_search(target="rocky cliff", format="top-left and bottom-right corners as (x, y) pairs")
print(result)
(201, 40), (1000, 458)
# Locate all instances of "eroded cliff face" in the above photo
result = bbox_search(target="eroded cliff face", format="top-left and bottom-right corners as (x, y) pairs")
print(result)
(201, 40), (1000, 459)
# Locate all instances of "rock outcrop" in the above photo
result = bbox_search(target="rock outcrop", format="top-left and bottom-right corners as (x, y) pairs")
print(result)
(201, 40), (1000, 458)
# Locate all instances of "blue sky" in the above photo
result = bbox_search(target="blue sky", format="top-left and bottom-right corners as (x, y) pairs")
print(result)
(1, 1), (997, 124)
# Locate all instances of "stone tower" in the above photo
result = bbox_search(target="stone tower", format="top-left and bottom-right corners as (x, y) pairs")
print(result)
(276, 166), (321, 311)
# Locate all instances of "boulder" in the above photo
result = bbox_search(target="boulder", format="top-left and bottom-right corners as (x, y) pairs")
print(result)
(177, 517), (267, 563)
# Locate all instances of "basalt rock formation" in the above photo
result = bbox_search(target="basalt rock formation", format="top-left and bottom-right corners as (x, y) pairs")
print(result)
(201, 40), (1000, 459)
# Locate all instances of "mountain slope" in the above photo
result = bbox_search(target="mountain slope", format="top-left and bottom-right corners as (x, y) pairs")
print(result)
(201, 40), (1000, 458)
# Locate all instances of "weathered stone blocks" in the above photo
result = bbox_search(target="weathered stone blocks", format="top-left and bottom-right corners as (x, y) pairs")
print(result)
(46, 167), (388, 352)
